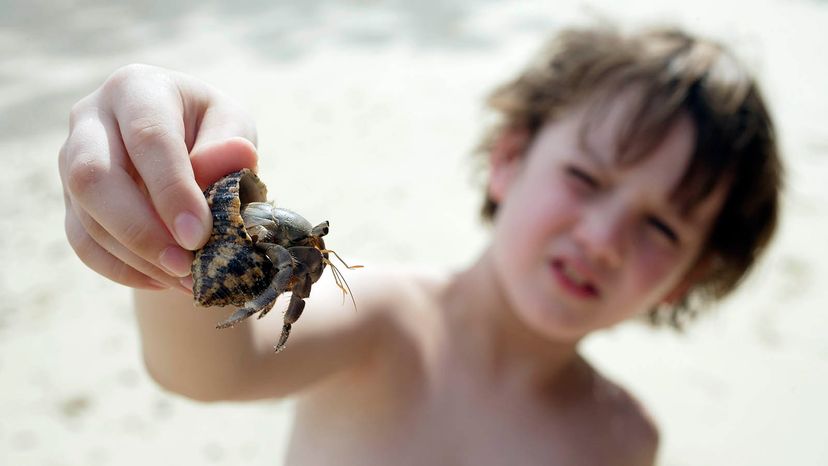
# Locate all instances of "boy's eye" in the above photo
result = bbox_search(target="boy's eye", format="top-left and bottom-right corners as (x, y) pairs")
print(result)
(647, 217), (679, 244)
(566, 166), (599, 189)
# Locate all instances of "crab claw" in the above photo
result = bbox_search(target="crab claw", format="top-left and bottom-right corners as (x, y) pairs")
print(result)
(274, 293), (306, 352)
(217, 305), (260, 329)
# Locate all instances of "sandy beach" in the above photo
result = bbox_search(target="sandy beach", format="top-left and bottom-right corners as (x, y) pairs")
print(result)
(1, 0), (827, 464)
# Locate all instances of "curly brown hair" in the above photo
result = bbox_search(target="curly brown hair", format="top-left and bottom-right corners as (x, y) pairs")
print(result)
(477, 26), (783, 327)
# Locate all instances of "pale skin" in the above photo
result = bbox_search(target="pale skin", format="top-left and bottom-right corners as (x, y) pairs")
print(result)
(61, 65), (729, 466)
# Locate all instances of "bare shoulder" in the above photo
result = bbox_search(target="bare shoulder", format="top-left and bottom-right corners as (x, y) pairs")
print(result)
(577, 360), (660, 466)
(350, 263), (447, 304)
(341, 262), (448, 313)
(322, 262), (447, 322)
(282, 263), (447, 398)
(306, 262), (452, 383)
(346, 263), (451, 342)
(284, 262), (449, 356)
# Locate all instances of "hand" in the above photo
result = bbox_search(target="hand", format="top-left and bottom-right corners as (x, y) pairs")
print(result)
(59, 64), (259, 292)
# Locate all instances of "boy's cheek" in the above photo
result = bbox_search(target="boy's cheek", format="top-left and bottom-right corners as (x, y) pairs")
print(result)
(629, 255), (691, 306)
(534, 189), (583, 233)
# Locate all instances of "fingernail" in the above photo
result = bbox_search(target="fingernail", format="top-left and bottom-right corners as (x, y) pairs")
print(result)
(174, 211), (207, 250)
(180, 275), (193, 291)
(159, 246), (193, 278)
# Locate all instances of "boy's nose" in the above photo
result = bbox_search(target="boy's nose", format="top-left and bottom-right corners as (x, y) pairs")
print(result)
(572, 204), (626, 269)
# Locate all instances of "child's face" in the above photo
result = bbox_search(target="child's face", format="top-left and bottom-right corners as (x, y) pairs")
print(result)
(488, 92), (728, 342)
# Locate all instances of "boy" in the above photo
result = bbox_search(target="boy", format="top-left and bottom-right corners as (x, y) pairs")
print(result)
(59, 26), (781, 465)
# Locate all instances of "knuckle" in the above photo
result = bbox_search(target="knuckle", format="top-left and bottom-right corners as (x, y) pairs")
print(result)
(58, 132), (84, 178)
(68, 94), (94, 129)
(66, 156), (107, 199)
(101, 64), (177, 108)
(120, 218), (156, 255)
(102, 64), (154, 94)
(126, 117), (181, 161)
(65, 219), (96, 261)
(152, 172), (188, 204)
(115, 63), (153, 76)
(129, 117), (173, 149)
(68, 102), (83, 129)
(58, 129), (79, 167)
(58, 140), (69, 173)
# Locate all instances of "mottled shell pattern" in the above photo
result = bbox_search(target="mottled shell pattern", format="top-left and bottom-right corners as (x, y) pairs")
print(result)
(192, 169), (274, 307)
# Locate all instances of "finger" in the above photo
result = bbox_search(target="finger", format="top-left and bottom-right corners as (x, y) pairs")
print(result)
(189, 95), (258, 153)
(65, 208), (168, 290)
(190, 137), (259, 190)
(64, 117), (193, 278)
(110, 83), (211, 251)
(72, 204), (190, 291)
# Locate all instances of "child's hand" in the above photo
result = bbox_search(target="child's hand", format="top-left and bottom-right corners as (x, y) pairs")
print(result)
(59, 64), (258, 292)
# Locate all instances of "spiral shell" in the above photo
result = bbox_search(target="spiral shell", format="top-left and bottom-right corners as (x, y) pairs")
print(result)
(192, 169), (274, 307)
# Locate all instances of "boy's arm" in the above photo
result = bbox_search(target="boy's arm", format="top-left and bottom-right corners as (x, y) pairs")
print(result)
(135, 267), (391, 401)
(60, 64), (389, 402)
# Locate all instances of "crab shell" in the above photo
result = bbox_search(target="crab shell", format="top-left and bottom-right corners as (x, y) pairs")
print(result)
(192, 169), (274, 307)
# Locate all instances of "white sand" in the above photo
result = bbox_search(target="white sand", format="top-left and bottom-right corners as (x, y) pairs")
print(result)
(1, 0), (827, 464)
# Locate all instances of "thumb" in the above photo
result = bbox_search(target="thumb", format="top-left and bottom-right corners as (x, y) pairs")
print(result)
(190, 137), (259, 191)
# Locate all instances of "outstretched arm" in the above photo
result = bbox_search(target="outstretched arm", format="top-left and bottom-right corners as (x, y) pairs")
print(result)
(60, 64), (387, 402)
(134, 263), (390, 401)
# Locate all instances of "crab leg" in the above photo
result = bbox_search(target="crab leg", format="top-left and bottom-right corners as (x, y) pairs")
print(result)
(271, 248), (323, 352)
(216, 244), (294, 329)
(216, 297), (278, 329)
(274, 292), (306, 353)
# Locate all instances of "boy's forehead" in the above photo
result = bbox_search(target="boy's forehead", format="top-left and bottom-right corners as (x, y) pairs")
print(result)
(543, 90), (728, 225)
(562, 89), (696, 172)
(577, 88), (683, 159)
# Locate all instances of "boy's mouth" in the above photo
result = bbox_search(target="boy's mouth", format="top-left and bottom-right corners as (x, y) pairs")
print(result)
(550, 259), (600, 299)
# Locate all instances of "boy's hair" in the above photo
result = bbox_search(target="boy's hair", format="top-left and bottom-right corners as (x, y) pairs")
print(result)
(478, 26), (783, 327)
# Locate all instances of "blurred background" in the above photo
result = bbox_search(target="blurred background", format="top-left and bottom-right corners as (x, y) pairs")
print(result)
(1, 0), (827, 464)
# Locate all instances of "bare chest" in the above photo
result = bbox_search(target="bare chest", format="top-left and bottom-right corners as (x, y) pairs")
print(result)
(285, 361), (619, 466)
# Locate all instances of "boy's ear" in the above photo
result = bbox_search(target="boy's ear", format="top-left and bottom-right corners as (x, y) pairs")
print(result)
(488, 126), (530, 202)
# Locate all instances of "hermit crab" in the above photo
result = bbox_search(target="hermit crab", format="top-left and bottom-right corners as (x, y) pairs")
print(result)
(191, 169), (359, 352)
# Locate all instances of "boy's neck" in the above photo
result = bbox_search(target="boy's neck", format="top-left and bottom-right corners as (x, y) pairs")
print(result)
(441, 250), (586, 394)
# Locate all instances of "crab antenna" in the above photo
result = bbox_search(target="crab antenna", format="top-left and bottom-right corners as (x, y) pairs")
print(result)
(333, 266), (347, 306)
(320, 249), (363, 270)
(322, 258), (345, 294)
(323, 258), (358, 311)
(323, 258), (346, 293)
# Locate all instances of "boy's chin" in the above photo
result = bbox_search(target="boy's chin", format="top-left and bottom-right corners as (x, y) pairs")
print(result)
(513, 301), (595, 345)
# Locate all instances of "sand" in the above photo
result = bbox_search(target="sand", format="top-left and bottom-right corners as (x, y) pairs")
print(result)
(1, 0), (826, 464)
